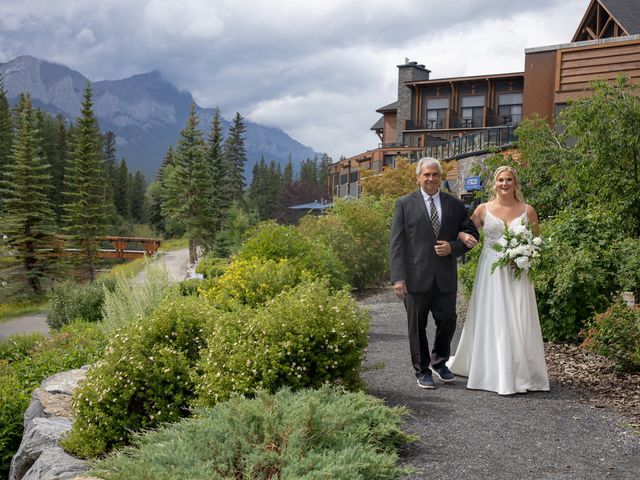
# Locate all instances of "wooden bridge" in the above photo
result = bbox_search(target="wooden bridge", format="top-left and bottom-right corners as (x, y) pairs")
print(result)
(51, 236), (162, 259)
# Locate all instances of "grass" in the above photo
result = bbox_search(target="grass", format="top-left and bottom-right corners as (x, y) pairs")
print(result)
(158, 237), (188, 252)
(0, 299), (49, 323)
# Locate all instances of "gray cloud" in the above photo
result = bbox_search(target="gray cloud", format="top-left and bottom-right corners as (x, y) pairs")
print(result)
(0, 0), (589, 160)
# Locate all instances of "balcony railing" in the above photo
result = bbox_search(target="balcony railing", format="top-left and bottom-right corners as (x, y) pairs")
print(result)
(422, 125), (517, 161)
(406, 113), (522, 130)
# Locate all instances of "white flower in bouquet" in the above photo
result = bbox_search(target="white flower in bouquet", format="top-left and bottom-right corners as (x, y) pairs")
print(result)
(491, 218), (543, 280)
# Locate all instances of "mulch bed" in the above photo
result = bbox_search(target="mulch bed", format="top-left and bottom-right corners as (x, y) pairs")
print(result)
(545, 342), (640, 428)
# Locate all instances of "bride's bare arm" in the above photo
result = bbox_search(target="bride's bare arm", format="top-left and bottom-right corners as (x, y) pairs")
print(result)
(458, 204), (484, 248)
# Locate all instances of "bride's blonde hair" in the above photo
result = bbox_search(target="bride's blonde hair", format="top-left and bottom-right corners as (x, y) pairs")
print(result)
(489, 166), (525, 202)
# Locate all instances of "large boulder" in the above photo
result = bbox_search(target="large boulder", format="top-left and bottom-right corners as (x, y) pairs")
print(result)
(9, 368), (89, 480)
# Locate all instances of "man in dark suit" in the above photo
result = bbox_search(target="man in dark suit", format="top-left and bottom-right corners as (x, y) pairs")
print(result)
(390, 157), (479, 389)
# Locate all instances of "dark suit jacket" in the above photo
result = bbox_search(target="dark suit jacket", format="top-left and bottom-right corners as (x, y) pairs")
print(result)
(389, 189), (479, 293)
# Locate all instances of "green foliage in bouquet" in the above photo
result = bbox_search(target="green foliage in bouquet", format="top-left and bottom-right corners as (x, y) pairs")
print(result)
(195, 280), (370, 407)
(581, 303), (640, 372)
(61, 296), (218, 458)
(90, 386), (413, 480)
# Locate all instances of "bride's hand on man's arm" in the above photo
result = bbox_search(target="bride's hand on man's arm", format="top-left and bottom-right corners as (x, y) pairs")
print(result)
(458, 231), (478, 249)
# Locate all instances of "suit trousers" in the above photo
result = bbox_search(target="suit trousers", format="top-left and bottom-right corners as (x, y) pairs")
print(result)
(404, 285), (457, 376)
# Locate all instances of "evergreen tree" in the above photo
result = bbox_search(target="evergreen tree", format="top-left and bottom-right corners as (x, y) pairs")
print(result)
(318, 153), (331, 198)
(129, 171), (146, 224)
(161, 103), (210, 263)
(114, 158), (130, 219)
(102, 131), (119, 222)
(0, 94), (55, 294)
(63, 83), (107, 282)
(50, 115), (68, 225)
(223, 112), (247, 203)
(148, 146), (174, 235)
(0, 78), (13, 213)
(205, 110), (230, 240)
(283, 157), (294, 186)
(248, 157), (269, 219)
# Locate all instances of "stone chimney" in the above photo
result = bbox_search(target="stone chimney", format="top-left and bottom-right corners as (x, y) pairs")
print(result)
(396, 60), (431, 146)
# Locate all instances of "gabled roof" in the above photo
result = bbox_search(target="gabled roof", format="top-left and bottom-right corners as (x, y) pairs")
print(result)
(376, 100), (398, 113)
(602, 0), (640, 34)
(572, 0), (640, 42)
(370, 116), (384, 131)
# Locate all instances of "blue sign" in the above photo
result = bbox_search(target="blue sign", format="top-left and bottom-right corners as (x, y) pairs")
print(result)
(464, 176), (482, 191)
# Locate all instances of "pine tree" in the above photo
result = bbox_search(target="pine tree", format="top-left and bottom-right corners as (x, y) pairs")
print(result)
(318, 153), (331, 198)
(0, 77), (13, 214)
(205, 111), (230, 240)
(129, 171), (146, 224)
(283, 157), (294, 186)
(161, 103), (210, 263)
(148, 146), (174, 235)
(50, 115), (68, 225)
(114, 158), (130, 219)
(0, 94), (55, 294)
(63, 83), (107, 282)
(102, 131), (119, 222)
(223, 112), (247, 203)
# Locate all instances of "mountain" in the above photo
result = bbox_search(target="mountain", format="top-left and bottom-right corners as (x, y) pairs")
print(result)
(0, 55), (322, 180)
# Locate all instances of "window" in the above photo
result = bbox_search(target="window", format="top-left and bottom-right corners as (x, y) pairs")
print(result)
(461, 95), (485, 127)
(383, 155), (395, 167)
(350, 171), (358, 183)
(340, 174), (348, 185)
(498, 93), (523, 125)
(426, 97), (449, 129)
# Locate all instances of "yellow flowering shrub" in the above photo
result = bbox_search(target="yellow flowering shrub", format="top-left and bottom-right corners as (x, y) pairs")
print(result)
(195, 279), (370, 406)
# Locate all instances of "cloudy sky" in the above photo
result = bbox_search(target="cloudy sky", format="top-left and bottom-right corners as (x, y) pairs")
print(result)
(0, 0), (590, 160)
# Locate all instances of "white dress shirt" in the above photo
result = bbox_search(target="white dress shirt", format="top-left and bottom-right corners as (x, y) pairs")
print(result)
(421, 188), (442, 220)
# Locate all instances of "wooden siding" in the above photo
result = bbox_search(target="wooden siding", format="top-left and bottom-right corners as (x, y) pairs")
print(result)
(557, 39), (640, 98)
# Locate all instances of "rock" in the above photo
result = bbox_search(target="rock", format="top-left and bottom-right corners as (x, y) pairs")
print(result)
(10, 368), (90, 480)
(21, 447), (87, 480)
(9, 417), (72, 480)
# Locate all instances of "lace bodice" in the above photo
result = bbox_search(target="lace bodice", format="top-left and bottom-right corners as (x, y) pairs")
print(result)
(482, 206), (528, 255)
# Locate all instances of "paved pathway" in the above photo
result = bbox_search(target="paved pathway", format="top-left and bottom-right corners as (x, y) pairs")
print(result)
(361, 287), (640, 480)
(0, 248), (191, 341)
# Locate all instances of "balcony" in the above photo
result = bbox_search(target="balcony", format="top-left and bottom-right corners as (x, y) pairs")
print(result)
(405, 112), (522, 130)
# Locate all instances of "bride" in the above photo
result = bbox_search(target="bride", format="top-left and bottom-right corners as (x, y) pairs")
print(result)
(449, 166), (549, 395)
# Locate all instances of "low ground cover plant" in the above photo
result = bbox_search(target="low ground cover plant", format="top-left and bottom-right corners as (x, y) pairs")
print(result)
(196, 280), (370, 406)
(90, 386), (413, 480)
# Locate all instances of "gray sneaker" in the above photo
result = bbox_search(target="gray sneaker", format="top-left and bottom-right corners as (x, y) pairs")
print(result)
(416, 372), (435, 389)
(431, 365), (455, 382)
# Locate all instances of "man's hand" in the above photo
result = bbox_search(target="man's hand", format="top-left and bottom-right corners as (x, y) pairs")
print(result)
(393, 281), (407, 300)
(435, 240), (452, 256)
(458, 232), (478, 249)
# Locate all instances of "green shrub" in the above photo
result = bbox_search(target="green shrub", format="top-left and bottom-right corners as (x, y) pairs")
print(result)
(201, 257), (314, 310)
(61, 296), (218, 458)
(531, 208), (623, 342)
(457, 233), (483, 300)
(236, 221), (349, 290)
(582, 303), (640, 372)
(0, 322), (106, 477)
(196, 280), (370, 406)
(299, 196), (393, 290)
(100, 261), (173, 334)
(0, 332), (45, 362)
(47, 277), (117, 329)
(195, 255), (227, 278)
(175, 277), (206, 296)
(90, 386), (413, 480)
(615, 237), (640, 297)
(0, 371), (30, 478)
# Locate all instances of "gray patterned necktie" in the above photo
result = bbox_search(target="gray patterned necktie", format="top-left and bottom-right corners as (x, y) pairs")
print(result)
(429, 196), (440, 237)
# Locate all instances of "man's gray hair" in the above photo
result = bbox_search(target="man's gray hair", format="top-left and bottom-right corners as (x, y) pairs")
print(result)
(415, 157), (443, 176)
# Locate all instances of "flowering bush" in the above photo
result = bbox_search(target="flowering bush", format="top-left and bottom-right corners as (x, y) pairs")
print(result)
(61, 296), (219, 458)
(47, 278), (117, 329)
(194, 255), (227, 278)
(581, 303), (640, 372)
(195, 280), (370, 407)
(236, 221), (349, 290)
(491, 218), (543, 279)
(201, 257), (315, 310)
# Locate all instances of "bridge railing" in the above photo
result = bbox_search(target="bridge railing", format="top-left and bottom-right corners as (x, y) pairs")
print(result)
(49, 236), (162, 259)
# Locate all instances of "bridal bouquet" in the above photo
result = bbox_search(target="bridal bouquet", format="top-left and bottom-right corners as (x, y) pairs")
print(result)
(491, 219), (543, 279)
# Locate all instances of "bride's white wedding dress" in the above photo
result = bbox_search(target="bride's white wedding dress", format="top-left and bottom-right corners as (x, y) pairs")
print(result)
(448, 206), (549, 395)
